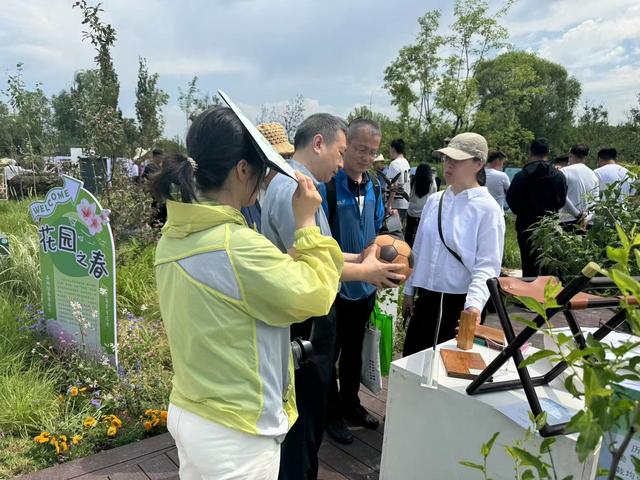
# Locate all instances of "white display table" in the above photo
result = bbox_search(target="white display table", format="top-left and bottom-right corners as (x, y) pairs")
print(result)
(380, 340), (600, 479)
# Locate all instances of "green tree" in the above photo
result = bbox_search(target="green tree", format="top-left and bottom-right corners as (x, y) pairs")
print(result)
(135, 57), (169, 149)
(73, 1), (124, 160)
(384, 10), (445, 133)
(178, 76), (220, 131)
(436, 0), (514, 135)
(474, 51), (581, 163)
(3, 63), (53, 164)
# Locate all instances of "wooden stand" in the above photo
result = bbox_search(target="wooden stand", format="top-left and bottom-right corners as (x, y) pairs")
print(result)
(456, 310), (477, 350)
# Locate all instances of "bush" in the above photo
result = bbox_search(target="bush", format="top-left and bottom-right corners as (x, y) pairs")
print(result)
(531, 179), (640, 281)
(7, 174), (62, 200)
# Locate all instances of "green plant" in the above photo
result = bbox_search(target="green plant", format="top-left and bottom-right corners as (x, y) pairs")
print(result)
(531, 179), (640, 282)
(465, 224), (640, 479)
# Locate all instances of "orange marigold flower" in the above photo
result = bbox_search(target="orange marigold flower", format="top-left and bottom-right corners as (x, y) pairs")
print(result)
(106, 425), (117, 437)
(160, 411), (168, 424)
(110, 416), (123, 428)
(72, 435), (82, 446)
(83, 416), (97, 428)
(143, 420), (153, 431)
(69, 386), (79, 397)
(33, 432), (51, 444)
(50, 437), (60, 455)
(59, 440), (69, 453)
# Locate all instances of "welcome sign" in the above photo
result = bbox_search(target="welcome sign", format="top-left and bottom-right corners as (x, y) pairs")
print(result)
(30, 175), (117, 364)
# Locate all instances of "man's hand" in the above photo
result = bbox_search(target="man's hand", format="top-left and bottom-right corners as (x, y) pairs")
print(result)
(360, 245), (406, 288)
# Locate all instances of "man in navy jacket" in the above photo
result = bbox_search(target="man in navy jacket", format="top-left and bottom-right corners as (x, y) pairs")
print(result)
(323, 118), (386, 444)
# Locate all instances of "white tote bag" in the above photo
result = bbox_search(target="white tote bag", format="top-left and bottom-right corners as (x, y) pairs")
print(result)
(361, 324), (383, 395)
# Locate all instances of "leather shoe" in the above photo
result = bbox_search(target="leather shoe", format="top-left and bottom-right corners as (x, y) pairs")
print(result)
(345, 405), (379, 430)
(326, 418), (354, 444)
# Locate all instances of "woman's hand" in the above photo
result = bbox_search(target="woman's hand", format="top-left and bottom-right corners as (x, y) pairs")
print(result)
(293, 171), (322, 230)
(465, 306), (481, 325)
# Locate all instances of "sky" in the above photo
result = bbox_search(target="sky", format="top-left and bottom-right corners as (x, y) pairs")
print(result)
(1, 0), (639, 142)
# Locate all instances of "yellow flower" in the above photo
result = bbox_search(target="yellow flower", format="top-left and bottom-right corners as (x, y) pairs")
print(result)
(59, 440), (69, 454)
(151, 415), (160, 427)
(106, 425), (117, 437)
(83, 416), (97, 428)
(160, 411), (168, 425)
(79, 387), (88, 393)
(33, 432), (51, 444)
(50, 437), (60, 455)
(72, 435), (82, 446)
(109, 416), (123, 428)
(69, 386), (79, 397)
(143, 420), (153, 431)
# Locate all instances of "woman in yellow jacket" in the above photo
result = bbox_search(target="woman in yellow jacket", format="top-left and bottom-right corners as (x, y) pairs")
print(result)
(151, 106), (343, 480)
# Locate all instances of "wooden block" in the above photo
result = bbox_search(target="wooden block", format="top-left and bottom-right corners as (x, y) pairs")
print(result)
(474, 324), (506, 346)
(456, 311), (477, 350)
(440, 349), (486, 380)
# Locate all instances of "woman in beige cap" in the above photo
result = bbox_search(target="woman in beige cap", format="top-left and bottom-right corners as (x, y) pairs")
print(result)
(402, 132), (505, 356)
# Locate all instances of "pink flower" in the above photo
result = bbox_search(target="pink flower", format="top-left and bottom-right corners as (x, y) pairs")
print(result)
(87, 215), (103, 235)
(77, 199), (96, 224)
(99, 209), (110, 223)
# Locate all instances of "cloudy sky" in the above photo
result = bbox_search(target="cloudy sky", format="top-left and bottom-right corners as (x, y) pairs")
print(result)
(1, 0), (639, 141)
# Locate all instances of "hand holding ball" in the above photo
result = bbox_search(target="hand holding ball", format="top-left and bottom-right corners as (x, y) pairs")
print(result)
(371, 235), (414, 285)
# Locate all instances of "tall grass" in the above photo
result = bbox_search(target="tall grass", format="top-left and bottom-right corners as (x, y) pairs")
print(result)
(116, 239), (159, 317)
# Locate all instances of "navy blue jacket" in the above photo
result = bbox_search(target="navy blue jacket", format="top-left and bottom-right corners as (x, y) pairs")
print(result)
(321, 169), (384, 301)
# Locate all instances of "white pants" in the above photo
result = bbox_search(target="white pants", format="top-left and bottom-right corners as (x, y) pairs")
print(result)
(168, 404), (280, 480)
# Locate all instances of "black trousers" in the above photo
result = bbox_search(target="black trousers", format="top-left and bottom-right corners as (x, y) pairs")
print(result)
(279, 307), (336, 480)
(403, 288), (467, 357)
(328, 292), (376, 418)
(517, 229), (539, 278)
(404, 214), (420, 248)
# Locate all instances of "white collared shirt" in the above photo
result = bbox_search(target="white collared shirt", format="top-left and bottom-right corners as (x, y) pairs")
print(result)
(404, 186), (505, 311)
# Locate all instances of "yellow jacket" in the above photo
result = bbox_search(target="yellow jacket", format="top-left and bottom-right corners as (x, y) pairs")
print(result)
(155, 201), (343, 440)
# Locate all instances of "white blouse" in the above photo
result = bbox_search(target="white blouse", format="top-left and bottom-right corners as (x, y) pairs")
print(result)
(404, 186), (505, 311)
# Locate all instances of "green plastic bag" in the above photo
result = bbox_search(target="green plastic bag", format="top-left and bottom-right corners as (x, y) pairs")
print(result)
(370, 302), (393, 376)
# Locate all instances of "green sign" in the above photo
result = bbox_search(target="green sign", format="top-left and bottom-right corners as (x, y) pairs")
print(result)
(30, 175), (117, 364)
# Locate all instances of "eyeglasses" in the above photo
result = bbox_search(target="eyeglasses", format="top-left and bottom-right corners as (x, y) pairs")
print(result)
(352, 144), (379, 158)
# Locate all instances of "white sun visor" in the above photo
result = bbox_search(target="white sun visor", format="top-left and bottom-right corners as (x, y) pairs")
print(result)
(218, 90), (297, 181)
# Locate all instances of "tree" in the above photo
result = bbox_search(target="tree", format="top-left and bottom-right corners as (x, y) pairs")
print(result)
(384, 10), (445, 132)
(3, 63), (53, 164)
(178, 76), (220, 131)
(436, 0), (515, 135)
(72, 1), (124, 160)
(135, 57), (169, 149)
(474, 51), (582, 163)
(255, 95), (306, 141)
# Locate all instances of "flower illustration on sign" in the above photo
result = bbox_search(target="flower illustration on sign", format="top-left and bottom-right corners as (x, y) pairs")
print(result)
(76, 199), (103, 236)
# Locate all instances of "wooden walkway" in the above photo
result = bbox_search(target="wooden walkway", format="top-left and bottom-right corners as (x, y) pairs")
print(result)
(19, 381), (388, 480)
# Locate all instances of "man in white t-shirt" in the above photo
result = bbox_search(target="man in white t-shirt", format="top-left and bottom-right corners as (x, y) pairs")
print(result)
(387, 138), (411, 222)
(594, 148), (634, 198)
(559, 144), (599, 229)
(485, 151), (510, 211)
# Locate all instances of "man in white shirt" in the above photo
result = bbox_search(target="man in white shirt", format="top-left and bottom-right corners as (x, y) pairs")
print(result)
(484, 151), (510, 210)
(387, 138), (411, 222)
(594, 148), (634, 198)
(559, 144), (599, 229)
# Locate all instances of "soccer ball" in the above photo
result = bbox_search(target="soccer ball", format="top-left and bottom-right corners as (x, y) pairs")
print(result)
(373, 235), (414, 284)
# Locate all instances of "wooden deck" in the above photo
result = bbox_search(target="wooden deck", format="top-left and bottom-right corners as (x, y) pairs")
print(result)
(18, 380), (388, 480)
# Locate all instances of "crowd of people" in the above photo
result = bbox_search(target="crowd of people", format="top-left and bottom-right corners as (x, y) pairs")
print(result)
(147, 104), (634, 480)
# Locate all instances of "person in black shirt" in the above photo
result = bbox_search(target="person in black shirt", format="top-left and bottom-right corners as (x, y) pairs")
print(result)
(506, 138), (568, 277)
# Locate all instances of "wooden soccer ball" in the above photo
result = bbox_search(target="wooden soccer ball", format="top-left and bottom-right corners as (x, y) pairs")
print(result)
(372, 234), (414, 284)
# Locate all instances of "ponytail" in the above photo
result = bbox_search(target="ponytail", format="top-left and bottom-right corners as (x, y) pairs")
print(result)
(149, 153), (198, 204)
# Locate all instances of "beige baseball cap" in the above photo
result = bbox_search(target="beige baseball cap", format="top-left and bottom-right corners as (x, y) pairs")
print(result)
(435, 132), (488, 162)
(373, 154), (386, 163)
